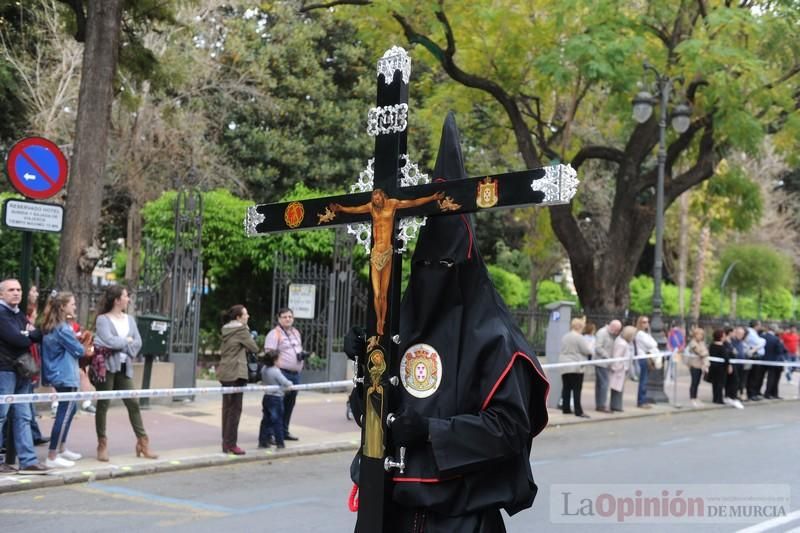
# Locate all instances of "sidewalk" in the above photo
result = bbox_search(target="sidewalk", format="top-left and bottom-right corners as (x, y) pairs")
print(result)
(1, 367), (797, 494)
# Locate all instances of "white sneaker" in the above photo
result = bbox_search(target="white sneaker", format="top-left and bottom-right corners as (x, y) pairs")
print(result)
(58, 449), (82, 461)
(45, 456), (74, 468)
(723, 397), (732, 406)
(731, 399), (744, 409)
(691, 399), (700, 408)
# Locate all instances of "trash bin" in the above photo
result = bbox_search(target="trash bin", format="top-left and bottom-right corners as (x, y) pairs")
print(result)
(136, 314), (171, 356)
(135, 314), (170, 407)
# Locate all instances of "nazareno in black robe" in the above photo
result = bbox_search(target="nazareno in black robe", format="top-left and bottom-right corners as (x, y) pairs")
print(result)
(375, 113), (550, 532)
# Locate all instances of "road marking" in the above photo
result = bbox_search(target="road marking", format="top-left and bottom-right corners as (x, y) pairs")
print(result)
(0, 509), (181, 517)
(581, 447), (630, 458)
(756, 424), (784, 430)
(711, 430), (743, 437)
(83, 483), (232, 514)
(735, 508), (800, 532)
(658, 437), (693, 446)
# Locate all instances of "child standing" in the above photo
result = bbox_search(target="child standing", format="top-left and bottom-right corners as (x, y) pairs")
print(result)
(258, 351), (292, 449)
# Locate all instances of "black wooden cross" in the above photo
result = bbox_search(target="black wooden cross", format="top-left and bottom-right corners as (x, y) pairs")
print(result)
(244, 46), (578, 533)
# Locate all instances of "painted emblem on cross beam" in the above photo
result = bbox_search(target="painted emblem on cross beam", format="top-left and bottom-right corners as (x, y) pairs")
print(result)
(284, 201), (304, 228)
(477, 177), (499, 208)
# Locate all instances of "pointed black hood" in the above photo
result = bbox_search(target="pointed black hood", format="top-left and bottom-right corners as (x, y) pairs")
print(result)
(412, 112), (475, 265)
(391, 113), (550, 516)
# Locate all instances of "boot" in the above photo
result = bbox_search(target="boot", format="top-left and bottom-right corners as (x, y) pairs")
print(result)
(135, 436), (158, 459)
(97, 437), (109, 462)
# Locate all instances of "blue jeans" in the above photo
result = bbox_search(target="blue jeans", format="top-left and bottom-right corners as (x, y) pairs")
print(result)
(280, 370), (300, 434)
(0, 370), (37, 467)
(30, 402), (42, 442)
(637, 358), (650, 406)
(49, 386), (78, 452)
(259, 395), (285, 446)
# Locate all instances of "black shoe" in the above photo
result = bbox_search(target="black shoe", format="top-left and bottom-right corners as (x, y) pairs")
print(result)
(257, 443), (271, 449)
(33, 437), (50, 446)
(276, 443), (286, 449)
(763, 395), (774, 400)
(562, 410), (573, 415)
(284, 433), (299, 441)
(576, 413), (591, 419)
(774, 396), (783, 400)
(750, 395), (763, 401)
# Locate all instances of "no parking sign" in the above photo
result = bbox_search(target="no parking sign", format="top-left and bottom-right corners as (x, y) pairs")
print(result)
(5, 136), (68, 199)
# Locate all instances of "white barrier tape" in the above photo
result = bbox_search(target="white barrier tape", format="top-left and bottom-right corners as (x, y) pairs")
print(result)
(539, 350), (672, 370)
(7, 351), (795, 405)
(708, 356), (800, 368)
(683, 352), (800, 368)
(1, 380), (353, 406)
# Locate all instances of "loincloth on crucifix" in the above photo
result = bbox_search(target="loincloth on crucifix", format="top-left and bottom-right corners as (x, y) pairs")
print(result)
(369, 246), (393, 272)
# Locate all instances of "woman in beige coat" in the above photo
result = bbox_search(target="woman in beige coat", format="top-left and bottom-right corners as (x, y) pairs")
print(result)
(609, 326), (637, 412)
(218, 304), (259, 455)
(559, 317), (593, 418)
(685, 327), (709, 407)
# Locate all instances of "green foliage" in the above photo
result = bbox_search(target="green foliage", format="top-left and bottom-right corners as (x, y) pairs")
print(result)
(487, 264), (529, 308)
(537, 280), (577, 308)
(207, 3), (375, 202)
(718, 243), (795, 296)
(141, 184), (339, 283)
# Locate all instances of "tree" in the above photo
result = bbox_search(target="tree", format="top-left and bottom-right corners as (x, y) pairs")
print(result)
(54, 0), (123, 298)
(718, 243), (794, 318)
(331, 1), (800, 313)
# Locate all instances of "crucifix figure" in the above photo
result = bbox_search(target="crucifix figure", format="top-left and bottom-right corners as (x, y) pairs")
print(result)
(244, 46), (578, 533)
(329, 189), (444, 335)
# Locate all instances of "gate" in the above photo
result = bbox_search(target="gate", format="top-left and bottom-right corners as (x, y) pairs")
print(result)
(167, 189), (204, 392)
(271, 229), (367, 382)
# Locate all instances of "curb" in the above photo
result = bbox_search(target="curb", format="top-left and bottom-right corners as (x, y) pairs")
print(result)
(0, 440), (360, 496)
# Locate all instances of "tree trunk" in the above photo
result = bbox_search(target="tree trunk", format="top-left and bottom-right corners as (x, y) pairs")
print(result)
(690, 224), (711, 322)
(730, 288), (738, 320)
(55, 0), (123, 320)
(677, 193), (690, 318)
(124, 197), (143, 309)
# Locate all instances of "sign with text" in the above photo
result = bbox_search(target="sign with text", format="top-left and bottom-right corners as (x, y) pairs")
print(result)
(3, 198), (63, 233)
(288, 283), (316, 319)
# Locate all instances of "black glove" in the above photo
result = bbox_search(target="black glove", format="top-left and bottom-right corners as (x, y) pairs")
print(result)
(391, 409), (429, 447)
(343, 325), (367, 361)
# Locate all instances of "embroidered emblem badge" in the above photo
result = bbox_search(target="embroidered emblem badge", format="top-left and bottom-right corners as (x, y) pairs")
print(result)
(476, 177), (498, 208)
(284, 202), (305, 228)
(400, 343), (442, 398)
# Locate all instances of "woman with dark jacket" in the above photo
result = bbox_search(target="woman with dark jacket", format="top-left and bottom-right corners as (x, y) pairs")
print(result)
(218, 305), (259, 455)
(708, 328), (734, 405)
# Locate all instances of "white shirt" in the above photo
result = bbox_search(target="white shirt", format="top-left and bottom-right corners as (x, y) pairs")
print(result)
(109, 314), (131, 363)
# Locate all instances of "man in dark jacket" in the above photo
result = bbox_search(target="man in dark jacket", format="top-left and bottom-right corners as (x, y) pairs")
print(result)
(348, 115), (550, 532)
(761, 324), (785, 399)
(0, 278), (48, 474)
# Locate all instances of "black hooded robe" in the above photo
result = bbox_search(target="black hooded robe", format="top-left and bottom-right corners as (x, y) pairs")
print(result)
(353, 114), (550, 533)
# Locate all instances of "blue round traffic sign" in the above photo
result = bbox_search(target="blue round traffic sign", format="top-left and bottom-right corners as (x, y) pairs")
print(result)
(5, 137), (68, 199)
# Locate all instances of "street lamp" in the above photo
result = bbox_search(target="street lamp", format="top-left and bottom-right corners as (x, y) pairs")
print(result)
(632, 61), (691, 403)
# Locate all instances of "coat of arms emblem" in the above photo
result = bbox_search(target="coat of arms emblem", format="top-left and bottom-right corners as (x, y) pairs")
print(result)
(476, 177), (498, 208)
(400, 343), (442, 398)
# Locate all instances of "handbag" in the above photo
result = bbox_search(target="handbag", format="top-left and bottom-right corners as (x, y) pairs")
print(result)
(90, 344), (113, 384)
(14, 351), (39, 379)
(247, 351), (262, 383)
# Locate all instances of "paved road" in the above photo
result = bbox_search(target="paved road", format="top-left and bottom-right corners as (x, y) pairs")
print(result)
(1, 401), (798, 532)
